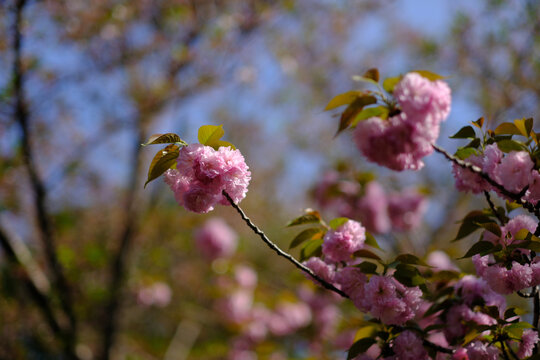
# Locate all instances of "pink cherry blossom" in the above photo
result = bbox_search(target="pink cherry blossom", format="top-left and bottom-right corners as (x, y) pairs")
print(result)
(356, 181), (391, 234)
(493, 151), (533, 193)
(334, 267), (367, 311)
(303, 257), (336, 284)
(464, 341), (499, 360)
(387, 190), (427, 231)
(452, 154), (486, 194)
(426, 250), (459, 271)
(164, 143), (251, 213)
(392, 330), (428, 360)
(517, 329), (539, 359)
(322, 220), (366, 263)
(195, 218), (238, 261)
(525, 170), (540, 205)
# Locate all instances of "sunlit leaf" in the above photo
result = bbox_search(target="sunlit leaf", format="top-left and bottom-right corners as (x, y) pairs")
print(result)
(412, 70), (447, 81)
(142, 133), (187, 146)
(289, 228), (325, 250)
(299, 238), (323, 261)
(198, 124), (236, 150)
(363, 68), (379, 82)
(351, 106), (389, 127)
(494, 122), (521, 136)
(382, 76), (401, 93)
(455, 147), (478, 160)
(514, 117), (533, 137)
(144, 144), (180, 188)
(471, 117), (484, 129)
(329, 217), (348, 230)
(336, 95), (377, 135)
(325, 90), (365, 111)
(365, 232), (381, 249)
(496, 139), (528, 152)
(286, 210), (322, 227)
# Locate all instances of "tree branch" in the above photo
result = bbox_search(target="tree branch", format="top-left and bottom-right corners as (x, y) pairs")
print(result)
(222, 191), (349, 299)
(11, 0), (77, 353)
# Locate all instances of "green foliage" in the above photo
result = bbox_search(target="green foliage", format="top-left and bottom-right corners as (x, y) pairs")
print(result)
(286, 210), (322, 227)
(289, 228), (324, 249)
(347, 338), (377, 360)
(198, 124), (236, 150)
(141, 133), (188, 146)
(144, 144), (180, 188)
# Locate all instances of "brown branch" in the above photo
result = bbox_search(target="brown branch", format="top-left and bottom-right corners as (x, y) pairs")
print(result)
(11, 0), (77, 354)
(222, 190), (349, 299)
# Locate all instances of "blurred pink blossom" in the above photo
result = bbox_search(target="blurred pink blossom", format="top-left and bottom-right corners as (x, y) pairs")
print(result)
(195, 218), (238, 261)
(137, 282), (172, 308)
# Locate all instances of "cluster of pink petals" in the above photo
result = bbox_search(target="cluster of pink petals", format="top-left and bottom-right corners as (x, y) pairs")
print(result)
(452, 341), (499, 360)
(354, 72), (451, 171)
(483, 215), (536, 247)
(473, 254), (540, 294)
(194, 218), (238, 261)
(452, 144), (540, 204)
(517, 329), (539, 359)
(392, 330), (428, 360)
(322, 220), (366, 263)
(164, 143), (251, 213)
(313, 176), (427, 234)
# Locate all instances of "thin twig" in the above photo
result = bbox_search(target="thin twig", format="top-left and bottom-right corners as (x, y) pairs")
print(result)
(484, 191), (505, 225)
(500, 340), (511, 360)
(223, 190), (349, 299)
(534, 287), (540, 330)
(432, 144), (540, 234)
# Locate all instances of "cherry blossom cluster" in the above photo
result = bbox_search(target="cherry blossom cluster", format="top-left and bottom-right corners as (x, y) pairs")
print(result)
(313, 174), (426, 233)
(354, 72), (451, 171)
(194, 217), (238, 261)
(452, 143), (540, 203)
(164, 143), (251, 213)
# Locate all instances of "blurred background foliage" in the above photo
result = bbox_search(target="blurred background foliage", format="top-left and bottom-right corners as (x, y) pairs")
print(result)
(1, 0), (540, 358)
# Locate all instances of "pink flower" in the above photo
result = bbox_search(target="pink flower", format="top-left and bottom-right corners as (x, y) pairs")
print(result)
(195, 218), (238, 261)
(387, 190), (426, 231)
(394, 72), (451, 126)
(322, 220), (366, 263)
(392, 330), (428, 360)
(303, 257), (336, 284)
(472, 254), (489, 277)
(483, 262), (533, 294)
(493, 151), (533, 194)
(483, 144), (503, 180)
(267, 302), (312, 336)
(334, 267), (367, 310)
(234, 265), (257, 289)
(165, 144), (251, 213)
(357, 181), (391, 234)
(504, 215), (537, 244)
(426, 250), (458, 271)
(452, 154), (486, 194)
(216, 290), (253, 325)
(464, 341), (499, 360)
(525, 170), (540, 205)
(517, 329), (539, 359)
(452, 348), (469, 360)
(455, 275), (506, 312)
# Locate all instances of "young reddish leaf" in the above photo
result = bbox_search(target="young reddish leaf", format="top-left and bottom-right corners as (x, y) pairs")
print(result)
(325, 90), (365, 111)
(363, 68), (380, 82)
(142, 133), (187, 146)
(494, 122), (521, 136)
(289, 228), (325, 250)
(144, 144), (180, 188)
(471, 117), (484, 129)
(382, 76), (401, 93)
(450, 126), (476, 139)
(329, 217), (348, 230)
(336, 95), (377, 135)
(412, 70), (447, 81)
(514, 117), (533, 137)
(286, 210), (322, 227)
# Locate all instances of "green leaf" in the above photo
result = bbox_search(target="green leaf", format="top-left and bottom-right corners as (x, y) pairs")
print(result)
(329, 217), (349, 230)
(336, 95), (378, 135)
(289, 228), (324, 250)
(460, 241), (495, 259)
(197, 125), (236, 150)
(450, 126), (476, 139)
(494, 122), (521, 136)
(351, 106), (389, 127)
(299, 238), (323, 262)
(142, 133), (187, 146)
(382, 76), (401, 93)
(514, 117), (533, 137)
(286, 211), (322, 227)
(355, 261), (378, 274)
(394, 254), (430, 267)
(394, 264), (425, 286)
(496, 139), (528, 153)
(144, 144), (180, 188)
(352, 76), (380, 88)
(325, 90), (365, 111)
(454, 221), (481, 242)
(455, 147), (478, 160)
(353, 249), (382, 261)
(504, 307), (527, 319)
(477, 222), (502, 237)
(347, 338), (377, 360)
(412, 70), (447, 81)
(364, 232), (381, 250)
(506, 201), (521, 213)
(505, 322), (534, 339)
